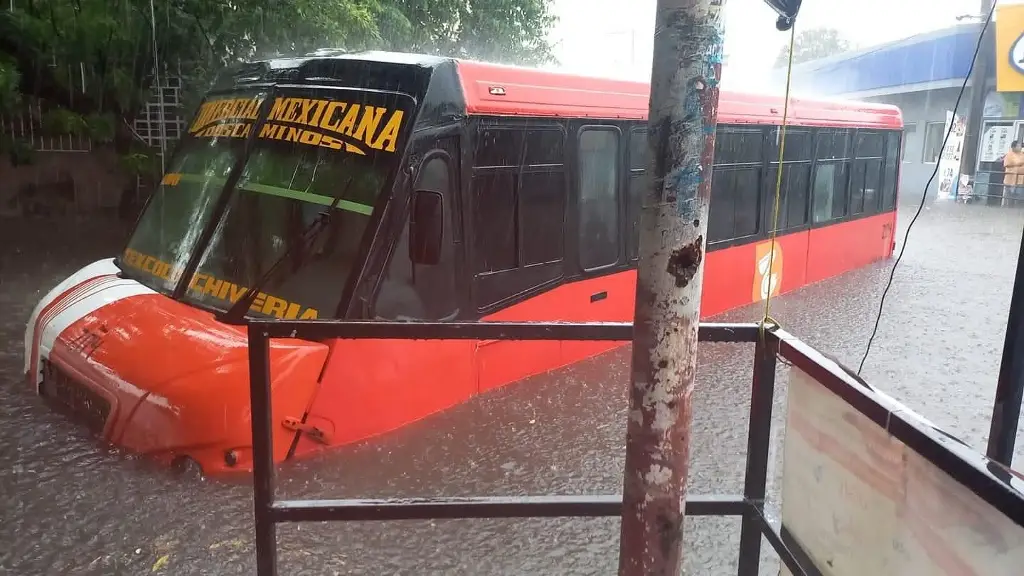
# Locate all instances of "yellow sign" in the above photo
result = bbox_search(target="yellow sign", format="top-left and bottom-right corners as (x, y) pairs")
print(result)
(996, 3), (1024, 92)
(188, 96), (263, 138)
(187, 95), (406, 155)
(121, 248), (319, 320)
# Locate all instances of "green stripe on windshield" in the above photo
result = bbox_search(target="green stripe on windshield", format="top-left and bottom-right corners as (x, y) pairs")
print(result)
(170, 173), (373, 216)
(241, 183), (373, 215)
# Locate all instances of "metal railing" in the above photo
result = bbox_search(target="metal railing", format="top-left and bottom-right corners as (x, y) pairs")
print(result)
(244, 319), (1024, 575)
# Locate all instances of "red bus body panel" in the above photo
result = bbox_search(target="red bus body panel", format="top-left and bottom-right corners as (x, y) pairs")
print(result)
(24, 264), (329, 474)
(292, 212), (897, 461)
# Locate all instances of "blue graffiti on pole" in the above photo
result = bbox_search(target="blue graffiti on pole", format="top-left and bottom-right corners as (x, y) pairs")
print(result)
(683, 87), (702, 117)
(666, 19), (725, 217)
(706, 40), (724, 66)
(670, 162), (704, 215)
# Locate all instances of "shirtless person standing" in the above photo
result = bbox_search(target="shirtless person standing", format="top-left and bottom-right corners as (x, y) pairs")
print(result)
(1003, 140), (1024, 206)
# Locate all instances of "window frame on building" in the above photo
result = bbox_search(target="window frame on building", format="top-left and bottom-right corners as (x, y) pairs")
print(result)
(922, 121), (946, 164)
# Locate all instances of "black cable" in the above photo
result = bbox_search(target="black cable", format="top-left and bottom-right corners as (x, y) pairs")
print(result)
(857, 4), (997, 376)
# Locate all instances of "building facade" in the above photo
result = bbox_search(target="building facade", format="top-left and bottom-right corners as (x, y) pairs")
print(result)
(775, 22), (1024, 205)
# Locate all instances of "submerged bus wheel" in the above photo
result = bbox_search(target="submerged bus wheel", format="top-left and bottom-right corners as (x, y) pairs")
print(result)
(171, 456), (204, 480)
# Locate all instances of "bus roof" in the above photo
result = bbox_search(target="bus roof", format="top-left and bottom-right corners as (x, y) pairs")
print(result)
(244, 50), (903, 131)
(453, 59), (904, 130)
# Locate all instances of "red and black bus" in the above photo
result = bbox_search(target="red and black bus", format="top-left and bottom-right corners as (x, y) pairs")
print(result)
(24, 51), (903, 475)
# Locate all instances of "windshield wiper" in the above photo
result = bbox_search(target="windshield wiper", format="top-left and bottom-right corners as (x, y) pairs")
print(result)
(218, 178), (355, 325)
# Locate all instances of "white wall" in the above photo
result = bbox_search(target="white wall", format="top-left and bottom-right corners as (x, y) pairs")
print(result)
(864, 88), (972, 206)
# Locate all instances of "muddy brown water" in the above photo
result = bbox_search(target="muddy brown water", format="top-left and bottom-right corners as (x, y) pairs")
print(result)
(2, 202), (1022, 574)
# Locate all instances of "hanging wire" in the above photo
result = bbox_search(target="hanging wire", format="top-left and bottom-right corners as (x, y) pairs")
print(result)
(759, 24), (797, 342)
(856, 1), (997, 375)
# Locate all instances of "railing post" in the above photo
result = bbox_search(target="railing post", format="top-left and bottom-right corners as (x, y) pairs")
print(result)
(736, 333), (779, 575)
(617, 0), (728, 574)
(987, 219), (1024, 467)
(248, 325), (278, 576)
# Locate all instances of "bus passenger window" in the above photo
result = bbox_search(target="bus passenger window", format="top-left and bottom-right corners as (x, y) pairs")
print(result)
(375, 157), (458, 321)
(520, 171), (566, 265)
(627, 128), (647, 260)
(765, 128), (811, 233)
(578, 128), (620, 270)
(709, 127), (765, 243)
(472, 171), (518, 273)
(471, 126), (566, 275)
(715, 128), (764, 164)
(477, 129), (525, 167)
(709, 167), (760, 243)
(764, 165), (811, 232)
(881, 131), (901, 211)
(812, 129), (852, 223)
(852, 131), (884, 215)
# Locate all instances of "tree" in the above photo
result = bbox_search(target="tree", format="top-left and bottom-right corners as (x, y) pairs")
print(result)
(774, 27), (853, 68)
(0, 0), (556, 164)
(384, 0), (556, 66)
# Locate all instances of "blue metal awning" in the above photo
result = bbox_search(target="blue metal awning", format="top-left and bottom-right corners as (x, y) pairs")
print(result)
(776, 23), (993, 97)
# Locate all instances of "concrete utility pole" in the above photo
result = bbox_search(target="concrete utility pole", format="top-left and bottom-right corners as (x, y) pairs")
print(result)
(960, 0), (996, 189)
(616, 0), (727, 574)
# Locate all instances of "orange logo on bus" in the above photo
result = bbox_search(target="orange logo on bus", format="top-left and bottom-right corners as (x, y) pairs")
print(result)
(752, 242), (783, 302)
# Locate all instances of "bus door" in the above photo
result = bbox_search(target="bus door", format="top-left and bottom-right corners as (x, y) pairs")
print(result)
(560, 121), (632, 363)
(298, 137), (476, 450)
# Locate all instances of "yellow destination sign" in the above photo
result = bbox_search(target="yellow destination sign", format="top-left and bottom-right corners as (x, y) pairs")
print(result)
(186, 94), (407, 155)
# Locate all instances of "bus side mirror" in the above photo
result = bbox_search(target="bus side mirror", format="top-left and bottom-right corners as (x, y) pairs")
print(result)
(410, 190), (443, 266)
(762, 0), (802, 30)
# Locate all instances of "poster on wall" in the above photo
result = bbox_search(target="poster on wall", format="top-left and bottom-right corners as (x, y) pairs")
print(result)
(937, 110), (966, 201)
(981, 124), (1014, 164)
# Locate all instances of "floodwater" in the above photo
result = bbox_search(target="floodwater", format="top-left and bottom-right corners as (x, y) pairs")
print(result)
(1, 201), (1022, 575)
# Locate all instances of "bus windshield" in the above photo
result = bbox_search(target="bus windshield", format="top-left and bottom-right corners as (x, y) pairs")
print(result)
(120, 86), (414, 320)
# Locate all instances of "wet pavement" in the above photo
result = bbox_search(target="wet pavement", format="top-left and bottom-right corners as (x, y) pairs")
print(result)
(2, 201), (1023, 575)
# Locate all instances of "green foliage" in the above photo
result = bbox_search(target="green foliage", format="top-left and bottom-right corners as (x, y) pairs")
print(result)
(774, 27), (853, 68)
(0, 53), (20, 113)
(0, 0), (556, 165)
(84, 112), (116, 143)
(381, 0), (557, 65)
(119, 149), (161, 177)
(38, 108), (114, 144)
(41, 108), (89, 136)
(0, 134), (34, 166)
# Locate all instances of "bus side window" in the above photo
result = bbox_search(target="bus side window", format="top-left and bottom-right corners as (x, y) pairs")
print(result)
(374, 156), (459, 321)
(881, 131), (901, 211)
(578, 127), (621, 271)
(811, 128), (853, 223)
(850, 131), (884, 216)
(764, 127), (812, 233)
(471, 125), (566, 310)
(627, 127), (647, 261)
(708, 127), (763, 244)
